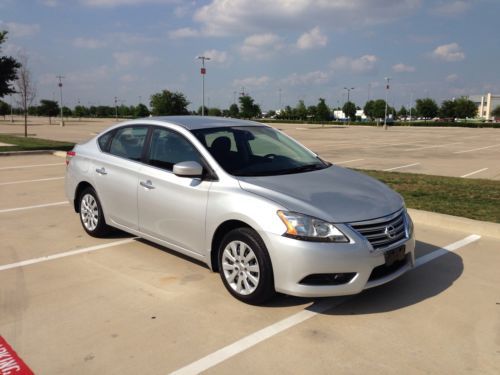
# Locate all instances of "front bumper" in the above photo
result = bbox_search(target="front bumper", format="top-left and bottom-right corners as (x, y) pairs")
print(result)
(261, 226), (416, 298)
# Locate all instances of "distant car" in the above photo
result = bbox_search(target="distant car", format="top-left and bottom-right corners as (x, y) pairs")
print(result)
(65, 116), (415, 304)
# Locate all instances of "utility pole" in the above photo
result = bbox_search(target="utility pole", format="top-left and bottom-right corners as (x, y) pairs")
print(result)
(57, 75), (65, 126)
(384, 77), (391, 130)
(196, 56), (210, 116)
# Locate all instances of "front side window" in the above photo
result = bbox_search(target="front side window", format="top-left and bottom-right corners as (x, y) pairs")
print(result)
(193, 126), (329, 176)
(109, 126), (148, 161)
(147, 127), (202, 171)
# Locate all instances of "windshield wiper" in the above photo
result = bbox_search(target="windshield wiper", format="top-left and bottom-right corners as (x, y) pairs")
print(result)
(274, 163), (326, 175)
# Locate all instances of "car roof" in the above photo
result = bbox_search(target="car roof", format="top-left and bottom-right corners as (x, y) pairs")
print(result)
(144, 116), (267, 131)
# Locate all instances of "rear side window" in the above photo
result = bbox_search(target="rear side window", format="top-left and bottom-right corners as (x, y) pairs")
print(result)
(97, 131), (113, 152)
(147, 127), (201, 171)
(109, 126), (148, 161)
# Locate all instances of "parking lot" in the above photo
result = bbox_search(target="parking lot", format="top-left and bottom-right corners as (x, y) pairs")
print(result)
(1, 153), (499, 374)
(1, 119), (499, 180)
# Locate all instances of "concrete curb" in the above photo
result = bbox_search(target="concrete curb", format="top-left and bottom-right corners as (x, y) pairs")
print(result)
(408, 208), (500, 239)
(0, 150), (67, 157)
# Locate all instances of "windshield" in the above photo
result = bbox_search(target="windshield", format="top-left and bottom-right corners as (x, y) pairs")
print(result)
(192, 126), (330, 176)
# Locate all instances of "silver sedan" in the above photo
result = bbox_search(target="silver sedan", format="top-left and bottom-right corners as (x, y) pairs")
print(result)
(65, 116), (415, 304)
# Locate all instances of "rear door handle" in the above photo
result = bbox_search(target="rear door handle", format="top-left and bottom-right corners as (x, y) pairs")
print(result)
(96, 167), (107, 175)
(140, 180), (155, 189)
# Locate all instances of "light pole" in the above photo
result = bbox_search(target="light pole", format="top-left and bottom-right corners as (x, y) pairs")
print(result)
(409, 92), (413, 122)
(114, 96), (118, 120)
(384, 77), (391, 130)
(196, 56), (210, 116)
(343, 87), (354, 124)
(57, 75), (65, 126)
(10, 95), (14, 123)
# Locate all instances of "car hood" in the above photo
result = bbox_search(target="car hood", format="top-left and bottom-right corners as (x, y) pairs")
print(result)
(237, 165), (403, 223)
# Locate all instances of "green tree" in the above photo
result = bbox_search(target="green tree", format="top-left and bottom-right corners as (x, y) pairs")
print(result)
(316, 98), (330, 121)
(439, 100), (456, 118)
(454, 97), (477, 119)
(62, 106), (72, 117)
(197, 106), (209, 115)
(38, 99), (59, 124)
(492, 105), (500, 118)
(150, 90), (190, 116)
(307, 105), (317, 120)
(208, 107), (222, 117)
(134, 103), (149, 118)
(228, 103), (239, 118)
(0, 31), (21, 98)
(239, 95), (260, 118)
(295, 100), (307, 120)
(416, 98), (438, 119)
(364, 99), (386, 120)
(342, 101), (356, 121)
(0, 100), (10, 119)
(74, 105), (89, 118)
(398, 106), (408, 118)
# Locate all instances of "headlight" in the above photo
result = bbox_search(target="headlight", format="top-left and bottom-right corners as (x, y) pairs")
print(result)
(277, 211), (349, 243)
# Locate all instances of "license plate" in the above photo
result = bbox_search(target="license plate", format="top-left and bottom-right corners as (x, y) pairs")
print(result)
(384, 246), (406, 266)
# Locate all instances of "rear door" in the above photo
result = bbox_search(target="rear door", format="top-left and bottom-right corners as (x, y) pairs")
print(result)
(137, 126), (211, 255)
(93, 125), (148, 230)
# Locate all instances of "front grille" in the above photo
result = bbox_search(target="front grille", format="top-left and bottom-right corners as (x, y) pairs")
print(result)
(349, 210), (407, 250)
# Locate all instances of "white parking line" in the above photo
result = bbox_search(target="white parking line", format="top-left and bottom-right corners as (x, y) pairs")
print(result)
(0, 163), (65, 170)
(0, 177), (64, 186)
(460, 168), (488, 178)
(0, 238), (137, 272)
(453, 144), (500, 154)
(334, 158), (365, 164)
(170, 234), (481, 375)
(404, 142), (462, 152)
(0, 201), (69, 213)
(383, 163), (420, 172)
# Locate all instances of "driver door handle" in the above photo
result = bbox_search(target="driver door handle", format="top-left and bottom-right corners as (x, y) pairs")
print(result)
(96, 167), (107, 175)
(140, 180), (155, 189)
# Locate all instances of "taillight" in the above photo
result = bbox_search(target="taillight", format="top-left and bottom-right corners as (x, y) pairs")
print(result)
(66, 151), (76, 166)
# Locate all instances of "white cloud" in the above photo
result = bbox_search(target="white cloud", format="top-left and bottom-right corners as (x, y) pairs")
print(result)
(240, 33), (284, 59)
(296, 27), (327, 50)
(432, 42), (465, 62)
(0, 22), (40, 38)
(392, 63), (416, 73)
(233, 76), (270, 88)
(120, 74), (137, 83)
(168, 27), (199, 39)
(113, 51), (158, 67)
(201, 49), (227, 63)
(284, 71), (330, 86)
(194, 0), (422, 36)
(446, 73), (459, 82)
(432, 1), (470, 16)
(39, 0), (58, 6)
(73, 37), (107, 49)
(330, 55), (378, 73)
(41, 65), (111, 87)
(81, 0), (176, 7)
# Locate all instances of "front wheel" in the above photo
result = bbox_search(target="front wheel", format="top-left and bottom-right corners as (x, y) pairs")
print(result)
(218, 228), (275, 304)
(79, 187), (111, 237)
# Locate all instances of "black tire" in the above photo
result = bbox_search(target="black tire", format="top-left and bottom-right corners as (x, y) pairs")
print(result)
(78, 187), (111, 238)
(218, 227), (275, 304)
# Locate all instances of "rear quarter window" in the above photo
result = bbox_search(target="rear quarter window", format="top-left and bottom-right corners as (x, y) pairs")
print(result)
(97, 131), (114, 152)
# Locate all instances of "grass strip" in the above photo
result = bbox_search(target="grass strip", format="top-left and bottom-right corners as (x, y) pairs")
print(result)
(360, 170), (500, 223)
(0, 134), (75, 152)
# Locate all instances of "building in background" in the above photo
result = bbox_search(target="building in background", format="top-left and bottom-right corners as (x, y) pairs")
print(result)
(469, 93), (500, 120)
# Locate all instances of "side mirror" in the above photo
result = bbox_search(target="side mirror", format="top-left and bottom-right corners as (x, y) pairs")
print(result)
(173, 161), (203, 178)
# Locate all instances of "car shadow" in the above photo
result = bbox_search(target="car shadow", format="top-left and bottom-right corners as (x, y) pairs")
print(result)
(307, 240), (464, 315)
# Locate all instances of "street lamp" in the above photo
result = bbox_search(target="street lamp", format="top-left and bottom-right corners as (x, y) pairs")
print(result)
(196, 56), (210, 116)
(343, 87), (354, 124)
(384, 77), (391, 130)
(57, 75), (65, 126)
(114, 96), (118, 120)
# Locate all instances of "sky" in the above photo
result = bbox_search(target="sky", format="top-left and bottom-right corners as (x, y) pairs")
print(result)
(1, 0), (499, 111)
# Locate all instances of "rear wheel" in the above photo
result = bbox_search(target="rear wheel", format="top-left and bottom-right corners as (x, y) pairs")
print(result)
(218, 228), (275, 304)
(79, 187), (111, 237)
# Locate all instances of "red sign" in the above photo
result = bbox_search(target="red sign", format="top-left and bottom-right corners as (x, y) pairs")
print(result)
(0, 337), (34, 375)
(200, 68), (206, 75)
